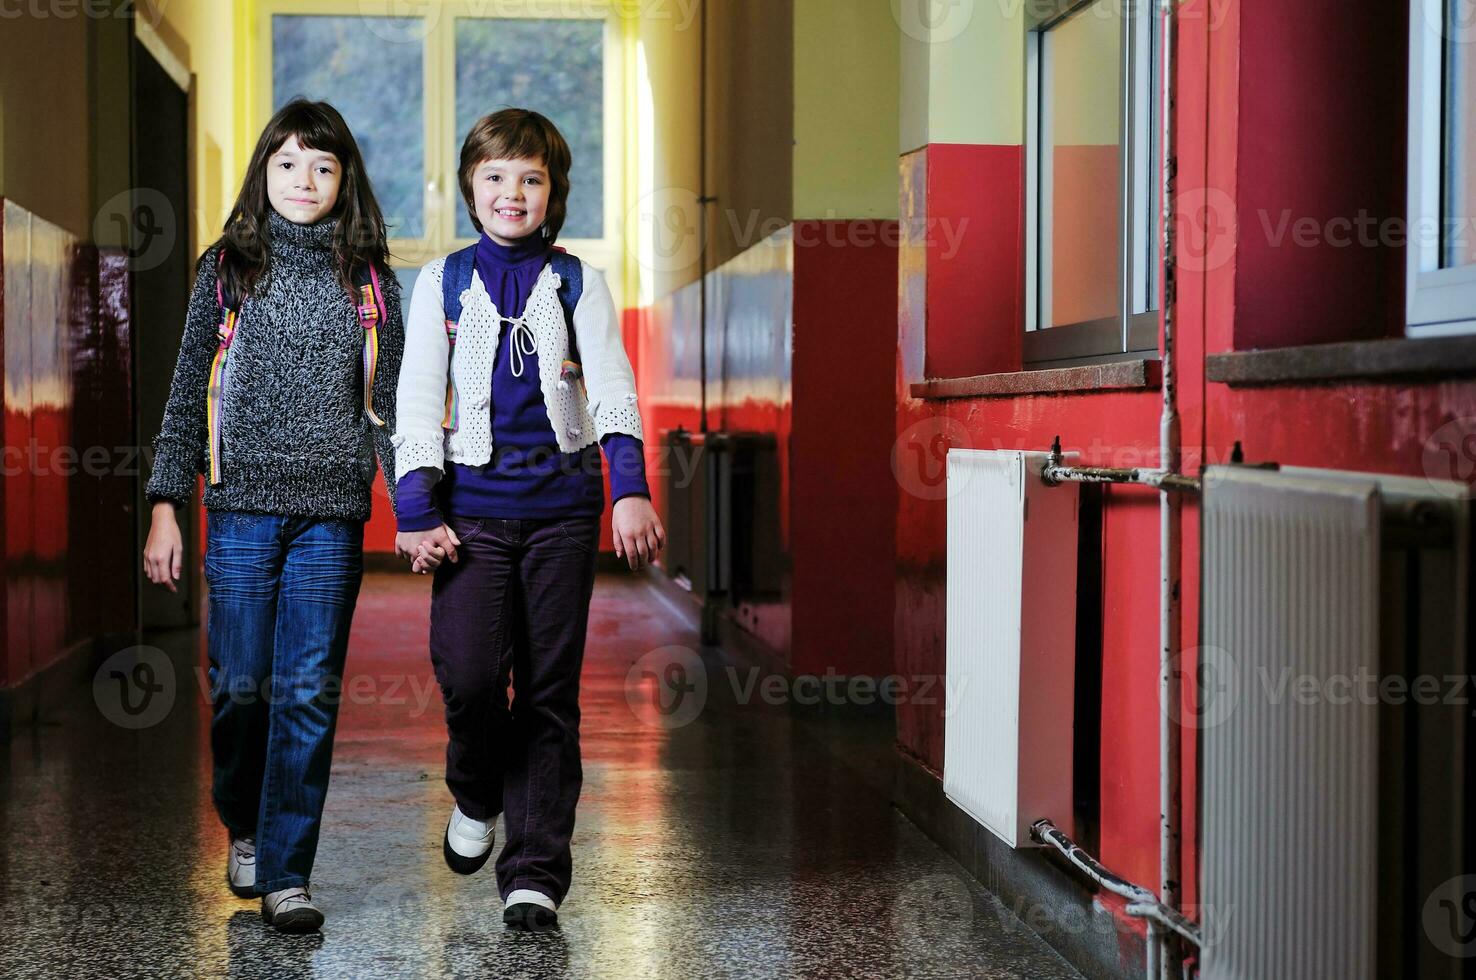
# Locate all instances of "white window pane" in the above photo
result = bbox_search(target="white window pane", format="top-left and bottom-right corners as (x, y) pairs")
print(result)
(1444, 12), (1476, 268)
(1147, 5), (1162, 311)
(454, 18), (605, 241)
(1045, 2), (1122, 328)
(272, 16), (425, 239)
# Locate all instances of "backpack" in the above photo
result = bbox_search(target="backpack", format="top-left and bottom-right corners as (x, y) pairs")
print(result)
(205, 251), (389, 486)
(438, 245), (584, 431)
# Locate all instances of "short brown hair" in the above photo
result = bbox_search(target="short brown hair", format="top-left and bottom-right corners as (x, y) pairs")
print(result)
(457, 108), (572, 242)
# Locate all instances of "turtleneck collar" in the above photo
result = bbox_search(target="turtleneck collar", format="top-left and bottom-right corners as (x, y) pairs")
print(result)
(267, 207), (339, 252)
(476, 230), (550, 270)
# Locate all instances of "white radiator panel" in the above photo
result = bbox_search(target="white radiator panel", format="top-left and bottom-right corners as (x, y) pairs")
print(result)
(1200, 467), (1382, 980)
(945, 450), (1078, 848)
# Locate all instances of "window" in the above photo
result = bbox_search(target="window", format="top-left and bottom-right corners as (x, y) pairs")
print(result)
(1409, 0), (1476, 336)
(1025, 0), (1161, 365)
(260, 1), (622, 279)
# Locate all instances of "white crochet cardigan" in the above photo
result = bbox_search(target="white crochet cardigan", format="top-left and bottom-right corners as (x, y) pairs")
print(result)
(391, 255), (643, 484)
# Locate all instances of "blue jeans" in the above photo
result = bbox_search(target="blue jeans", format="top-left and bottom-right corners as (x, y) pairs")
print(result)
(204, 511), (364, 894)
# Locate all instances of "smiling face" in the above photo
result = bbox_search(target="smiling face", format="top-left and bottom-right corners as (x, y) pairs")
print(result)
(471, 157), (550, 245)
(265, 135), (342, 225)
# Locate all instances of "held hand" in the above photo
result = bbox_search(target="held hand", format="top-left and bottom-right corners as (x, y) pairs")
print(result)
(612, 496), (665, 572)
(143, 502), (184, 594)
(396, 525), (461, 574)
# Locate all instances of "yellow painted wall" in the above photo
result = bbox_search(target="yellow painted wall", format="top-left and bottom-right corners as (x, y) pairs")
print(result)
(144, 0), (252, 257)
(899, 0), (1024, 152)
(793, 0), (899, 220)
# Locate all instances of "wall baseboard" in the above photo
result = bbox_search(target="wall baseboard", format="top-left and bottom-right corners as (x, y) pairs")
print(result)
(890, 752), (1146, 980)
(0, 631), (135, 736)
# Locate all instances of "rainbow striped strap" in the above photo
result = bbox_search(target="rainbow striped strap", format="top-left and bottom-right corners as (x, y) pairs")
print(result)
(205, 307), (238, 486)
(358, 264), (386, 428)
(441, 319), (459, 430)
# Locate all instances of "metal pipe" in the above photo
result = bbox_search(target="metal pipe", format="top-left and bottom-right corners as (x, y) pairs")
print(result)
(1157, 1), (1183, 977)
(1042, 461), (1200, 495)
(1032, 820), (1203, 948)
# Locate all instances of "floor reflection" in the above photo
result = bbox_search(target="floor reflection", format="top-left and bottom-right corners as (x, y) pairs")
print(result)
(0, 572), (1080, 979)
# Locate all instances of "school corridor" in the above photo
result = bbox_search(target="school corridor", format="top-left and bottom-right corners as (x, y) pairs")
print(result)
(0, 568), (1080, 979)
(5, 0), (1476, 978)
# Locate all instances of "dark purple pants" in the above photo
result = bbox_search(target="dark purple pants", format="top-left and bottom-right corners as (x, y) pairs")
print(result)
(428, 513), (600, 906)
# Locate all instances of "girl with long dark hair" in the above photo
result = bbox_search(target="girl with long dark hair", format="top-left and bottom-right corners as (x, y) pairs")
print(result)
(142, 99), (403, 933)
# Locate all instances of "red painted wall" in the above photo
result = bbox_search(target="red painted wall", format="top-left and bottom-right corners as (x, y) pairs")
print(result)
(893, 0), (1470, 931)
(2, 200), (136, 691)
(792, 221), (898, 677)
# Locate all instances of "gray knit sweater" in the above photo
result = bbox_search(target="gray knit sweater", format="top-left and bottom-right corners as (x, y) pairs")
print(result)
(146, 210), (403, 521)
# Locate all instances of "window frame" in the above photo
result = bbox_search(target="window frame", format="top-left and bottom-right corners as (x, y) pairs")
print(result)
(255, 0), (624, 287)
(1024, 0), (1160, 367)
(1407, 0), (1476, 337)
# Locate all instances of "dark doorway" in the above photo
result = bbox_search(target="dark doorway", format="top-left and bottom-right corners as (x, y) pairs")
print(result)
(131, 38), (194, 630)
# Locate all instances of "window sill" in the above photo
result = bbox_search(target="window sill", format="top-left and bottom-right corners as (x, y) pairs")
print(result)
(909, 359), (1162, 400)
(1205, 335), (1476, 387)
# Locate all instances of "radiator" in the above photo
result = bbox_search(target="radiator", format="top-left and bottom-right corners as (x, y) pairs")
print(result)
(1200, 466), (1470, 980)
(945, 449), (1079, 848)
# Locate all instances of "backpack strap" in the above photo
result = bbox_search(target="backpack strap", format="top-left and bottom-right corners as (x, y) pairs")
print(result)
(439, 245), (478, 431)
(206, 253), (390, 486)
(206, 251), (240, 486)
(549, 249), (585, 389)
(352, 262), (389, 428)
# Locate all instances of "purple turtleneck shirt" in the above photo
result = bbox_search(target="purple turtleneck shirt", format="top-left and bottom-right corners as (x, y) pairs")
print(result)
(394, 233), (649, 532)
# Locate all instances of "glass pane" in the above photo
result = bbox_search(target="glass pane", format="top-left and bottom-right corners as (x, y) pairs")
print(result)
(1445, 6), (1476, 268)
(272, 16), (425, 238)
(1147, 4), (1161, 310)
(1045, 1), (1122, 328)
(454, 17), (605, 240)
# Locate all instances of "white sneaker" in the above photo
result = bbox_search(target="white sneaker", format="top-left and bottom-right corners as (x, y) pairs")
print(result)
(443, 804), (495, 875)
(261, 886), (324, 933)
(503, 889), (559, 932)
(227, 836), (256, 898)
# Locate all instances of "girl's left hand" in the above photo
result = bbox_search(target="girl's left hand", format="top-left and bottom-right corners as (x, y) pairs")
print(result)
(612, 496), (665, 571)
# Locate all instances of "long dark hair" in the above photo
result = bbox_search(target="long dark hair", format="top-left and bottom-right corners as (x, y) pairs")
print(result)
(207, 99), (389, 300)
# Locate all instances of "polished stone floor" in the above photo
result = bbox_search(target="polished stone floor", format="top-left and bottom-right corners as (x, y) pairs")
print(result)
(0, 571), (1080, 979)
